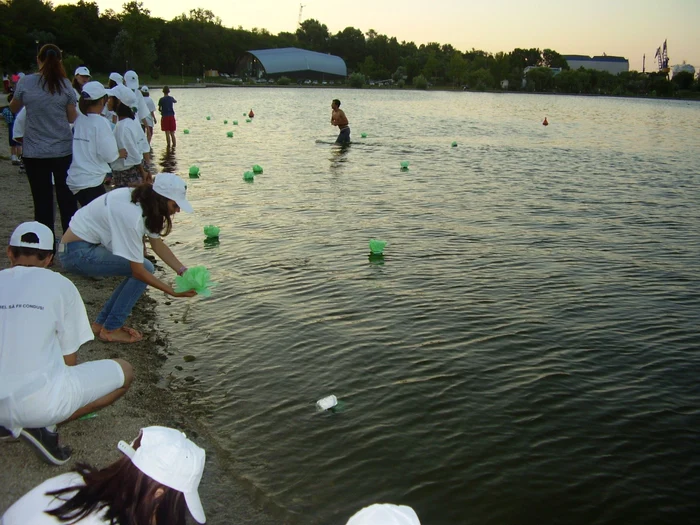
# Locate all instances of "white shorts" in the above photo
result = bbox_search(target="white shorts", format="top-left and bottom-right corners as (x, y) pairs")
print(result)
(0, 360), (125, 436)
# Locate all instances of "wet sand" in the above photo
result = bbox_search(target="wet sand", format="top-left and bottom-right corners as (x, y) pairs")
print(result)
(0, 123), (280, 524)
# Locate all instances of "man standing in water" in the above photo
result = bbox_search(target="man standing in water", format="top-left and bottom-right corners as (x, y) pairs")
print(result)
(330, 99), (350, 144)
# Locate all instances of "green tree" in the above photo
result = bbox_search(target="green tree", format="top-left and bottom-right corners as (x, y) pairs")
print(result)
(348, 71), (365, 88)
(446, 52), (467, 86)
(671, 71), (694, 91)
(542, 48), (568, 69)
(413, 74), (428, 90)
(330, 27), (365, 71)
(296, 19), (329, 52)
(525, 67), (555, 92)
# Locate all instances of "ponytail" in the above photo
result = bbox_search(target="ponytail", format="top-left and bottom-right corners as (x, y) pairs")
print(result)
(37, 44), (67, 95)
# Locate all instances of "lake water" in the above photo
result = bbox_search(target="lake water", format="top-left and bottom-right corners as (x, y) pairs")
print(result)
(151, 87), (700, 524)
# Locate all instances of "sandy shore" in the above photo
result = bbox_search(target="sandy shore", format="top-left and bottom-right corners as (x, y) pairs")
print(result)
(0, 122), (280, 524)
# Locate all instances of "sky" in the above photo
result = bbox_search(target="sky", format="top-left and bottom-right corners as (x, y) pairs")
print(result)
(55, 0), (700, 72)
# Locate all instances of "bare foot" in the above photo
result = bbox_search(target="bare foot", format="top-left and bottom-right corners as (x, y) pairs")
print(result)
(98, 327), (143, 344)
(91, 322), (103, 336)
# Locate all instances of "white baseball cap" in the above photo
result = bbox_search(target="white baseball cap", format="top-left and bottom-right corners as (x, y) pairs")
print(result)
(124, 70), (139, 89)
(9, 221), (54, 251)
(107, 84), (136, 109)
(118, 426), (206, 523)
(109, 72), (124, 84)
(140, 85), (149, 93)
(346, 504), (421, 525)
(74, 66), (90, 77)
(81, 81), (108, 100)
(153, 173), (194, 213)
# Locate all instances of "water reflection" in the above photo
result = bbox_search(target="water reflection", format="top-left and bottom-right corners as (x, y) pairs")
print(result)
(159, 146), (178, 173)
(329, 143), (350, 171)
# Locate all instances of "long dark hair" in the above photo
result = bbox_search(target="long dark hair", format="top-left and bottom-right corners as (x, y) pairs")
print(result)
(37, 44), (67, 95)
(131, 183), (173, 236)
(111, 96), (135, 120)
(45, 458), (187, 525)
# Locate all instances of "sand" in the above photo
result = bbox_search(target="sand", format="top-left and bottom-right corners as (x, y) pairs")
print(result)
(0, 122), (281, 524)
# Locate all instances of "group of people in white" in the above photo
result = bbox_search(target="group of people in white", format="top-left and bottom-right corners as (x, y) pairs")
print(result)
(0, 44), (421, 524)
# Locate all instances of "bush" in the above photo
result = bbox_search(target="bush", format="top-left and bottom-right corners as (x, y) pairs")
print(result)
(150, 66), (160, 80)
(348, 72), (365, 88)
(62, 55), (83, 77)
(413, 74), (428, 90)
(276, 76), (291, 85)
(396, 79), (405, 88)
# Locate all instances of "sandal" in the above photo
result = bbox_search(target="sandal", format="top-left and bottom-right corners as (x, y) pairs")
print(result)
(98, 327), (143, 344)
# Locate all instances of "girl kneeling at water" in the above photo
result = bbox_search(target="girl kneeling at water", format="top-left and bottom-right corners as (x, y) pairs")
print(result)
(59, 174), (196, 343)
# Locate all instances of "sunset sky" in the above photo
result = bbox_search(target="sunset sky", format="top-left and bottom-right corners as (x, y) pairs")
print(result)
(55, 0), (700, 73)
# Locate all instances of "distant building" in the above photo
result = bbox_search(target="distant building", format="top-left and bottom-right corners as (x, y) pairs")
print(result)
(671, 63), (695, 78)
(563, 55), (629, 75)
(235, 47), (347, 81)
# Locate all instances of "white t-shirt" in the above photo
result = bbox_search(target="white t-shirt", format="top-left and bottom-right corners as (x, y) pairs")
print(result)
(132, 88), (150, 125)
(67, 114), (120, 193)
(143, 96), (156, 126)
(0, 267), (93, 398)
(101, 104), (117, 130)
(68, 187), (160, 263)
(110, 118), (148, 171)
(12, 107), (26, 140)
(1, 472), (109, 525)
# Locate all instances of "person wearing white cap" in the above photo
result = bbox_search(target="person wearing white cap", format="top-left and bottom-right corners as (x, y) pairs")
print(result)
(140, 85), (157, 144)
(0, 221), (133, 465)
(124, 70), (150, 130)
(102, 73), (124, 127)
(67, 81), (127, 206)
(346, 503), (422, 525)
(1, 426), (207, 524)
(59, 173), (196, 343)
(72, 66), (91, 102)
(106, 84), (150, 187)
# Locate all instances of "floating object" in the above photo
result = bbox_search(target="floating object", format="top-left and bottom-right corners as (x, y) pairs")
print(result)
(203, 237), (220, 248)
(243, 112), (247, 116)
(183, 355), (196, 362)
(188, 165), (200, 178)
(226, 131), (233, 138)
(248, 109), (254, 118)
(400, 161), (410, 171)
(206, 116), (211, 120)
(233, 120), (238, 125)
(543, 117), (549, 126)
(316, 395), (338, 411)
(246, 118), (252, 123)
(183, 129), (190, 134)
(224, 119), (228, 124)
(369, 239), (387, 255)
(451, 141), (458, 147)
(78, 412), (98, 421)
(203, 225), (220, 238)
(252, 164), (263, 174)
(174, 266), (215, 297)
(243, 171), (255, 181)
(361, 133), (367, 138)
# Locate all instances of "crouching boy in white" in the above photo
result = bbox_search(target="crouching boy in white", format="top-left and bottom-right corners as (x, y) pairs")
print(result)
(0, 222), (133, 465)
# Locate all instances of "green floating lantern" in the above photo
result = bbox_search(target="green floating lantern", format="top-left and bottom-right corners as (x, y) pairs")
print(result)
(175, 266), (215, 297)
(233, 120), (238, 125)
(183, 129), (190, 134)
(243, 112), (247, 116)
(224, 119), (228, 124)
(206, 116), (211, 120)
(189, 165), (200, 178)
(203, 225), (220, 238)
(246, 118), (252, 123)
(243, 171), (255, 181)
(369, 239), (387, 255)
(252, 164), (263, 174)
(451, 141), (458, 147)
(400, 161), (410, 171)
(226, 131), (234, 138)
(361, 133), (367, 138)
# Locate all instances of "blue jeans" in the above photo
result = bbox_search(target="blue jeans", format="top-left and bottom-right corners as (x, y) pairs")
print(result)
(59, 241), (154, 330)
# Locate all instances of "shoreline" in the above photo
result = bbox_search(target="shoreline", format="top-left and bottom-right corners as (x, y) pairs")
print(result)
(0, 125), (281, 524)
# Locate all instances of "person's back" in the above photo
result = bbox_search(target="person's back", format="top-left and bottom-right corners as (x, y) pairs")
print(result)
(158, 94), (176, 116)
(13, 72), (75, 159)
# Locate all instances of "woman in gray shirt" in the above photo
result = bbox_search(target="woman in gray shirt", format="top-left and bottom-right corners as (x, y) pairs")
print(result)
(10, 44), (79, 243)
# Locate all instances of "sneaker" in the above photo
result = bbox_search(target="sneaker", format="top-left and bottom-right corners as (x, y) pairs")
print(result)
(18, 161), (25, 173)
(0, 425), (17, 441)
(11, 154), (19, 165)
(20, 427), (72, 465)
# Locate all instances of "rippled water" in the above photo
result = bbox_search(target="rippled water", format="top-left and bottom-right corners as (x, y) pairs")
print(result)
(152, 88), (700, 524)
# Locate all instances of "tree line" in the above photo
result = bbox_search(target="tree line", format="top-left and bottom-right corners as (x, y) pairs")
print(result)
(1, 0), (698, 97)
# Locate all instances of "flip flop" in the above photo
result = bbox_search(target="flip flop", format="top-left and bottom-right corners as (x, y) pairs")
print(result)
(98, 327), (143, 344)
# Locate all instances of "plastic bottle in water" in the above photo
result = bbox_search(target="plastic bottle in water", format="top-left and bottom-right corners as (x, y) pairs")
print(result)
(316, 395), (338, 411)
